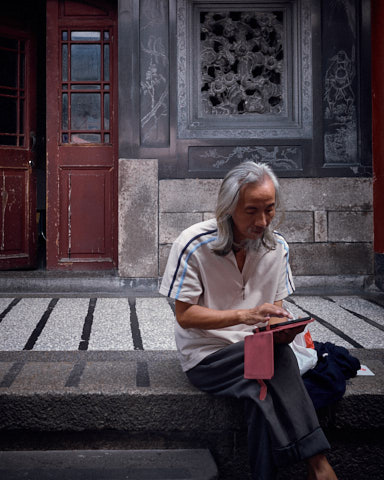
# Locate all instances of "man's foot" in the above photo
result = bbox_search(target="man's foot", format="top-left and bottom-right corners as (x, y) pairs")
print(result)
(307, 454), (338, 480)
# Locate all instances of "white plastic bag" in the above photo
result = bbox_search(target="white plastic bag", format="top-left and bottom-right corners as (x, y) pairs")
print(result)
(289, 325), (318, 375)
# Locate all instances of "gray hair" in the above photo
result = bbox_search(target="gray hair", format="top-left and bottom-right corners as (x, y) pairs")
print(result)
(211, 161), (280, 255)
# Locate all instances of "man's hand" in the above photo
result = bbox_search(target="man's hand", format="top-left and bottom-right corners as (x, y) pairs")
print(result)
(273, 324), (306, 344)
(175, 300), (292, 330)
(240, 303), (292, 326)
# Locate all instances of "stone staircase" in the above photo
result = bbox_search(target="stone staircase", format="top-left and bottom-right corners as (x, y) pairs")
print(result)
(0, 348), (383, 479)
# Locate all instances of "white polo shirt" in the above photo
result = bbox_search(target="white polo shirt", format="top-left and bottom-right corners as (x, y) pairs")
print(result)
(159, 218), (295, 371)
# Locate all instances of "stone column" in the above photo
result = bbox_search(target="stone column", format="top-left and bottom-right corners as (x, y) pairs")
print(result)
(118, 159), (158, 278)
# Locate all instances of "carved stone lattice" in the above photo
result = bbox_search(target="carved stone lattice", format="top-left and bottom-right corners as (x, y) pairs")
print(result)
(177, 0), (313, 139)
(200, 11), (285, 116)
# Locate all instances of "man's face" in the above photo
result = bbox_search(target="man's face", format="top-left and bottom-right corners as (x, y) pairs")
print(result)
(231, 178), (276, 244)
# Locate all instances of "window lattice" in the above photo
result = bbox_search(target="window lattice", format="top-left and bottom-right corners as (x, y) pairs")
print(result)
(200, 11), (284, 116)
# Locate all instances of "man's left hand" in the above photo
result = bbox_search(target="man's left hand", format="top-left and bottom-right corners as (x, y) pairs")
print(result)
(272, 322), (306, 344)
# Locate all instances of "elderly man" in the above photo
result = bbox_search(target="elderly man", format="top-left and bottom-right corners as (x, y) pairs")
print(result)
(160, 161), (337, 480)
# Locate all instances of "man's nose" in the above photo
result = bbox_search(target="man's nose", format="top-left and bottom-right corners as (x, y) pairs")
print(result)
(254, 213), (268, 227)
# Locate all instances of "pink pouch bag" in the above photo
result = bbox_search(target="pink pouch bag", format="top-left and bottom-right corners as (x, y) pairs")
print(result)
(244, 318), (314, 400)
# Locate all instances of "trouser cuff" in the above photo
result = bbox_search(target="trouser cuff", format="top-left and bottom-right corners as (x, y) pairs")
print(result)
(273, 427), (330, 468)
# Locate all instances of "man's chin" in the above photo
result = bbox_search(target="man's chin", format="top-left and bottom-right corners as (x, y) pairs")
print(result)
(247, 230), (264, 239)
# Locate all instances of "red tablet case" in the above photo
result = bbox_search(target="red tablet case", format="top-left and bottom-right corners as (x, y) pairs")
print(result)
(244, 318), (314, 380)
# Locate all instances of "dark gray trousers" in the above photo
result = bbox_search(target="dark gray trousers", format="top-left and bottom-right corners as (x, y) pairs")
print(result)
(186, 341), (330, 480)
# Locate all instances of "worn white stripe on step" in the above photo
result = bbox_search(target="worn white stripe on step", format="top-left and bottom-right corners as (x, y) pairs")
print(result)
(34, 298), (89, 350)
(293, 296), (384, 349)
(88, 298), (133, 350)
(136, 297), (176, 350)
(0, 298), (51, 351)
(0, 298), (15, 312)
(283, 300), (352, 348)
(330, 296), (384, 326)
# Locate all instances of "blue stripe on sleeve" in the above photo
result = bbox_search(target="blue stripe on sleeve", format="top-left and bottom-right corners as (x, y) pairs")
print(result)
(274, 233), (294, 295)
(175, 237), (217, 300)
(167, 229), (217, 297)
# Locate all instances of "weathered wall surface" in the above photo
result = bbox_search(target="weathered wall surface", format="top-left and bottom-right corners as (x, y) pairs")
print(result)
(159, 177), (373, 286)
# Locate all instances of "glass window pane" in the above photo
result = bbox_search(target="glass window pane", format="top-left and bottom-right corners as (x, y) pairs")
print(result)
(104, 93), (109, 129)
(62, 133), (69, 143)
(0, 97), (17, 133)
(19, 99), (24, 133)
(0, 49), (18, 88)
(62, 93), (68, 129)
(20, 53), (25, 89)
(71, 44), (101, 81)
(71, 93), (100, 130)
(104, 133), (110, 143)
(71, 31), (100, 41)
(71, 133), (101, 143)
(104, 31), (109, 40)
(62, 31), (68, 41)
(71, 84), (100, 90)
(0, 135), (17, 146)
(104, 45), (109, 81)
(19, 134), (24, 147)
(62, 44), (68, 81)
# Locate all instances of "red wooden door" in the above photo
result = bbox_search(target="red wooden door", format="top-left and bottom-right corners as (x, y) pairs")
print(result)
(46, 0), (117, 270)
(0, 27), (37, 270)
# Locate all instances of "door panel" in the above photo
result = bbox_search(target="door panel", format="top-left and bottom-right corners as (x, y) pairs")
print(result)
(1, 170), (27, 253)
(46, 0), (117, 270)
(0, 28), (37, 270)
(59, 167), (113, 259)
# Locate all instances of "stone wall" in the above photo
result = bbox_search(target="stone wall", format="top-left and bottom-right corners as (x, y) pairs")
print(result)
(159, 177), (374, 289)
(119, 159), (374, 289)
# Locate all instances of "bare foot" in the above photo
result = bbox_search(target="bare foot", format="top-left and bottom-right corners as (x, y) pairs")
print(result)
(307, 454), (338, 480)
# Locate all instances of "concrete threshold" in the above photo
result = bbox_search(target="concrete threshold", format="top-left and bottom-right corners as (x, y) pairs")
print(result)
(0, 271), (160, 296)
(0, 271), (380, 296)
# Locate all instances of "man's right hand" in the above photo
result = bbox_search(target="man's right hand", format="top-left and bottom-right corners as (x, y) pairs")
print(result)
(175, 300), (292, 330)
(240, 303), (292, 326)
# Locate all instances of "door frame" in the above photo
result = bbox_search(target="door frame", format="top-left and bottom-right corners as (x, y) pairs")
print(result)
(46, 0), (118, 270)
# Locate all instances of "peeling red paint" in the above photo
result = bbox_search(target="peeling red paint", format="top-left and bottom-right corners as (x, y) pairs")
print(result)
(372, 0), (384, 253)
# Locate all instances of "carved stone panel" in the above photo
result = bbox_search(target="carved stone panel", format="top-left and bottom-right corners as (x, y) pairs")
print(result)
(177, 0), (312, 139)
(188, 145), (303, 172)
(322, 0), (358, 165)
(140, 0), (169, 146)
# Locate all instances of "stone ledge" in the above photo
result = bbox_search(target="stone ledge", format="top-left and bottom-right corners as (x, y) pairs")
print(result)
(0, 449), (218, 480)
(0, 350), (382, 431)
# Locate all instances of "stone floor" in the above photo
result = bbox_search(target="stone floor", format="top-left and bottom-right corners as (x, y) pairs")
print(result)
(0, 294), (383, 352)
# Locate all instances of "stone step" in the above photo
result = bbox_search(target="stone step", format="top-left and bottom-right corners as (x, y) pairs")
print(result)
(0, 449), (218, 480)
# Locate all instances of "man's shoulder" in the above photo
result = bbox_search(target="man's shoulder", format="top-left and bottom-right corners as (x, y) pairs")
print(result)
(272, 231), (290, 251)
(175, 218), (218, 246)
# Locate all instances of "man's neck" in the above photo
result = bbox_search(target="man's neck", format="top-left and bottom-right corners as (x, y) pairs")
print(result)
(233, 246), (246, 272)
